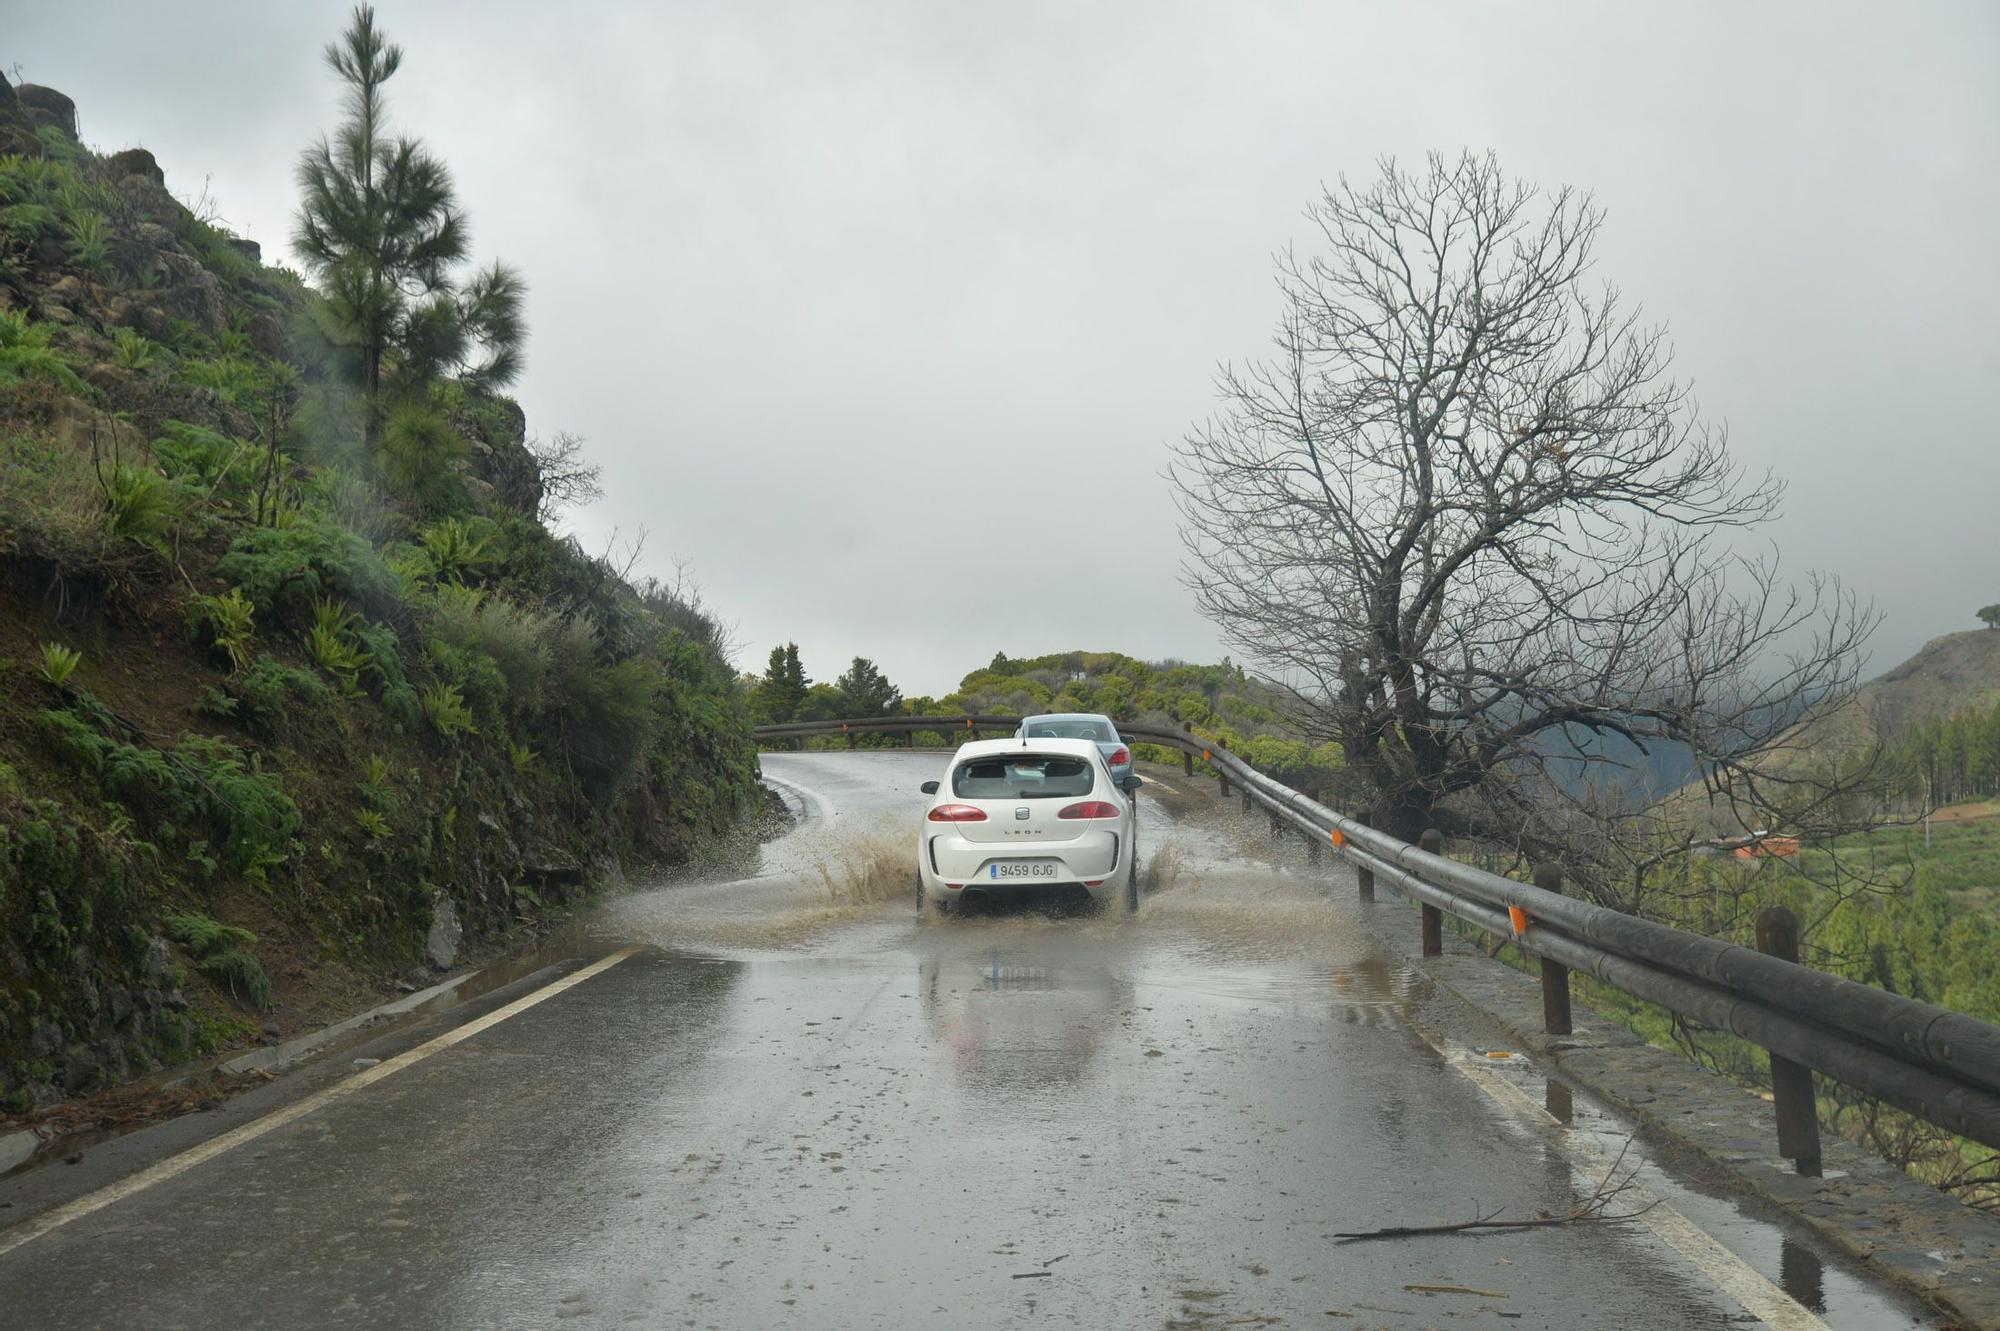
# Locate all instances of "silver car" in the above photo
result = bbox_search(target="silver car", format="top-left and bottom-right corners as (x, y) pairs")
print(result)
(1014, 713), (1136, 792)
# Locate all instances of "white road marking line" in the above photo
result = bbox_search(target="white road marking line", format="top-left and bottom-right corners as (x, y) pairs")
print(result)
(760, 772), (838, 823)
(1416, 1028), (1830, 1331)
(0, 947), (638, 1258)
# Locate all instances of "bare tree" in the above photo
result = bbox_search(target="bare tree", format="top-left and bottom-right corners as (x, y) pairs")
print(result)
(1172, 151), (1876, 872)
(530, 430), (604, 523)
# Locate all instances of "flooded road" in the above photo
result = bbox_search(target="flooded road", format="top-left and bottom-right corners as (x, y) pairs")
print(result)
(0, 752), (1941, 1329)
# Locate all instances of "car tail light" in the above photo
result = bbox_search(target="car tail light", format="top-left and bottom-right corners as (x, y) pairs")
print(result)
(1108, 746), (1130, 768)
(927, 804), (988, 822)
(1057, 800), (1122, 820)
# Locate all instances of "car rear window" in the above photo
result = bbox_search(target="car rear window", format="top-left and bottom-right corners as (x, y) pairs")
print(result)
(1026, 721), (1110, 742)
(952, 754), (1096, 799)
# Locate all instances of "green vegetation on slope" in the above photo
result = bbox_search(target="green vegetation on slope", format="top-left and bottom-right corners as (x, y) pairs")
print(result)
(0, 36), (755, 1110)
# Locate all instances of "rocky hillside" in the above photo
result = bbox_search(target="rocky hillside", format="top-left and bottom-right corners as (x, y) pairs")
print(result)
(0, 74), (759, 1111)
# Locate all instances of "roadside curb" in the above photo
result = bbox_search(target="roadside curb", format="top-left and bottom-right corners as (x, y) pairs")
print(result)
(218, 969), (487, 1077)
(1338, 883), (2000, 1328)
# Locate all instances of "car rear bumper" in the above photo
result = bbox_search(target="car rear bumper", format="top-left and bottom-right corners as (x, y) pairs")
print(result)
(921, 828), (1122, 896)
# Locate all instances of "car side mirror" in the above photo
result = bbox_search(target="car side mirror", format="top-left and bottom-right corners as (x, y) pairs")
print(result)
(920, 780), (939, 795)
(1123, 774), (1143, 793)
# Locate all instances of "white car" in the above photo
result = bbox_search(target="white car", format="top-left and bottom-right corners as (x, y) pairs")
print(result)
(915, 737), (1137, 916)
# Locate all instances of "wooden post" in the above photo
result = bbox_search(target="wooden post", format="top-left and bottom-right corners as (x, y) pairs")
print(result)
(1533, 863), (1572, 1035)
(1215, 740), (1231, 798)
(1418, 828), (1444, 957)
(1354, 809), (1375, 903)
(905, 730), (915, 749)
(844, 725), (855, 751)
(1756, 905), (1823, 1177)
(1182, 723), (1194, 776)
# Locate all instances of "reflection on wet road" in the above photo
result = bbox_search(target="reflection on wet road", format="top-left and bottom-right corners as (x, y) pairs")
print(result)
(0, 752), (1939, 1329)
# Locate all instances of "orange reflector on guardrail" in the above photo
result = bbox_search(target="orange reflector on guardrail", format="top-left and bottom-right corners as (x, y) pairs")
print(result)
(1508, 906), (1530, 936)
(1202, 749), (1212, 761)
(1330, 828), (1345, 848)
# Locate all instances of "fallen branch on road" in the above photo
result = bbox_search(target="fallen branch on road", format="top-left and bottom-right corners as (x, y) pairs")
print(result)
(1335, 1138), (1659, 1242)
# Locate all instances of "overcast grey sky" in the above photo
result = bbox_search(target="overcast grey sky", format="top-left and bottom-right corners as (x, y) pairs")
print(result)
(13, 1), (1997, 695)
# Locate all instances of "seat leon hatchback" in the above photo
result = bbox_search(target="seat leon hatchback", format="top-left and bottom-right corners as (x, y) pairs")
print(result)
(916, 738), (1135, 915)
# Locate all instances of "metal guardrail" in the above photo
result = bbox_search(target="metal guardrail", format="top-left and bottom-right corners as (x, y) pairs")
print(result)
(755, 713), (2000, 1165)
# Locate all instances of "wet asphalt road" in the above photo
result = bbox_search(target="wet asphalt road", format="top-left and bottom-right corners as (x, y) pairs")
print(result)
(0, 752), (1937, 1329)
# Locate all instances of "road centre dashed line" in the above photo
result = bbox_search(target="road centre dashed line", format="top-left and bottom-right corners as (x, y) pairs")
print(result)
(0, 947), (638, 1259)
(1408, 1022), (1830, 1331)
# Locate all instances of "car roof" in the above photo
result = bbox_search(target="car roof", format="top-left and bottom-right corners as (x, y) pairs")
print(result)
(954, 737), (1103, 762)
(1018, 712), (1115, 725)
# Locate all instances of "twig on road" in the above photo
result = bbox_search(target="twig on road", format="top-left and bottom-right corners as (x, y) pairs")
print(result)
(1335, 1137), (1659, 1243)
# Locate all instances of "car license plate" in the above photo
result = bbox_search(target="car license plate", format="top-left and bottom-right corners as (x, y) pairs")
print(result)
(990, 861), (1058, 880)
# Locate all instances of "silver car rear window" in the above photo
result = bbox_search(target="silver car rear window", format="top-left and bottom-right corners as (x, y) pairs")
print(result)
(952, 754), (1095, 799)
(1026, 721), (1109, 742)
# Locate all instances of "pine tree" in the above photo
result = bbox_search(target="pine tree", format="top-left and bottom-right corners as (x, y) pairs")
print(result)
(755, 643), (810, 724)
(834, 657), (901, 718)
(294, 5), (525, 452)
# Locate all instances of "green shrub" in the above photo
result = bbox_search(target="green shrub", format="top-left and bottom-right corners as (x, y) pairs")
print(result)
(38, 702), (299, 878)
(416, 515), (494, 586)
(105, 465), (178, 552)
(234, 656), (330, 731)
(39, 641), (81, 686)
(544, 626), (655, 796)
(376, 404), (467, 515)
(188, 587), (256, 671)
(349, 619), (419, 725)
(65, 209), (109, 270)
(0, 308), (86, 393)
(302, 597), (365, 692)
(430, 584), (550, 703)
(152, 422), (245, 488)
(112, 327), (160, 372)
(355, 808), (390, 840)
(180, 355), (262, 403)
(508, 739), (538, 773)
(162, 911), (269, 1010)
(302, 465), (394, 542)
(419, 681), (477, 739)
(217, 520), (402, 620)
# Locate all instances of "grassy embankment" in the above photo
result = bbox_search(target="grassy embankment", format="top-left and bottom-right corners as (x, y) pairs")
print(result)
(0, 82), (758, 1111)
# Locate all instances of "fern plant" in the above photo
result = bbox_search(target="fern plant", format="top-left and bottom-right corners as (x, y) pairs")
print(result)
(188, 587), (256, 671)
(65, 209), (109, 271)
(180, 355), (262, 403)
(112, 327), (159, 372)
(39, 642), (82, 687)
(303, 597), (366, 692)
(0, 309), (86, 393)
(105, 465), (177, 552)
(507, 739), (538, 773)
(416, 515), (493, 586)
(354, 808), (391, 840)
(419, 681), (477, 738)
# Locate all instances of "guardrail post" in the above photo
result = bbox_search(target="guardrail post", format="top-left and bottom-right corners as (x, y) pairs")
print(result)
(1354, 810), (1375, 902)
(1418, 828), (1444, 957)
(1756, 905), (1824, 1177)
(1181, 723), (1195, 776)
(905, 730), (915, 749)
(1532, 863), (1572, 1035)
(844, 725), (855, 750)
(1215, 739), (1230, 798)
